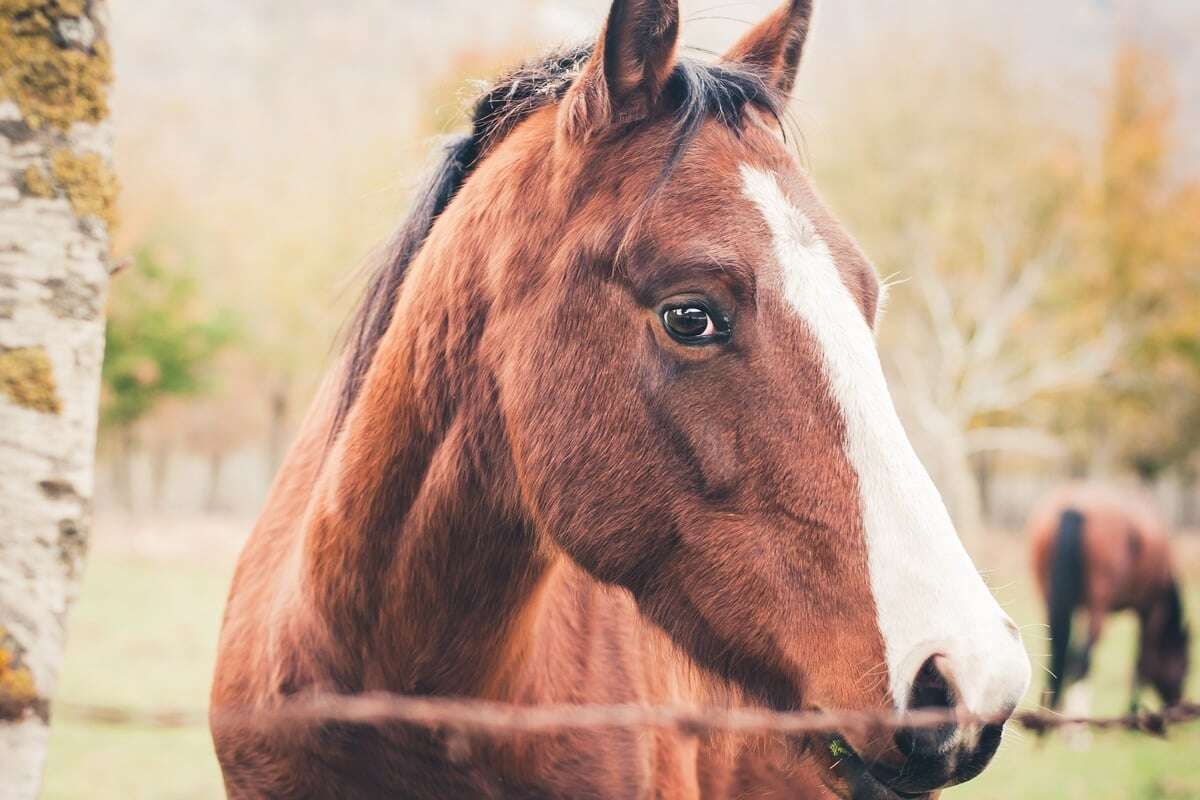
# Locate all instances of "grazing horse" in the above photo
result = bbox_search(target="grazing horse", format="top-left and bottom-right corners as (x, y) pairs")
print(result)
(1030, 484), (1190, 713)
(211, 1), (1030, 797)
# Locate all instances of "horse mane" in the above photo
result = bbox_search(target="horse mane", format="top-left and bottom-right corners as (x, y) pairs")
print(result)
(332, 43), (781, 433)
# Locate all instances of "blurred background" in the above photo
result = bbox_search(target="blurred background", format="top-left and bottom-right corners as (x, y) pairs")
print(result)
(45, 0), (1200, 797)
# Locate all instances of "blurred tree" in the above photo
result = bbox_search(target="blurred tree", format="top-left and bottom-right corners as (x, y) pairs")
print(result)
(814, 34), (1200, 534)
(814, 43), (1111, 539)
(180, 355), (270, 513)
(0, 0), (114, 793)
(100, 247), (237, 507)
(1057, 42), (1200, 490)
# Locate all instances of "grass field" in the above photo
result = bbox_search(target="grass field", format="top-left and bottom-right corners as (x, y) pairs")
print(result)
(41, 516), (1200, 800)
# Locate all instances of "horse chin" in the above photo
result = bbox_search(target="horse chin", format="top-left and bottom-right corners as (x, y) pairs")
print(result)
(810, 736), (934, 800)
(808, 723), (1004, 800)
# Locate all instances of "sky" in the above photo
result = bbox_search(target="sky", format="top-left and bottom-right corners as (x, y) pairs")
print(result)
(107, 0), (1200, 181)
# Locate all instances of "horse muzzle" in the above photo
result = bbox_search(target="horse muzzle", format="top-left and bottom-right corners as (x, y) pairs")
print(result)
(881, 719), (1006, 793)
(826, 720), (1006, 799)
(825, 654), (1018, 799)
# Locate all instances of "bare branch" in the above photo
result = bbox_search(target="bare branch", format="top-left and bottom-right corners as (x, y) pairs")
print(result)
(959, 326), (1121, 415)
(965, 238), (1063, 368)
(965, 427), (1065, 458)
(907, 240), (968, 395)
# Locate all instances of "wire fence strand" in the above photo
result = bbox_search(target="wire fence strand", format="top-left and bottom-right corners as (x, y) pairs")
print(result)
(55, 694), (1200, 739)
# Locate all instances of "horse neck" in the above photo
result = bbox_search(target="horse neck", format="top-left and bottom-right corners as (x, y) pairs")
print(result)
(296, 263), (551, 698)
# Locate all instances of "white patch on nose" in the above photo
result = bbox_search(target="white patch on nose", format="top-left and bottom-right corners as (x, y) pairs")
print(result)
(740, 166), (1031, 715)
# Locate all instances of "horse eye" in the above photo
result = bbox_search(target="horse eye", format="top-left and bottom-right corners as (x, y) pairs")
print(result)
(662, 305), (728, 345)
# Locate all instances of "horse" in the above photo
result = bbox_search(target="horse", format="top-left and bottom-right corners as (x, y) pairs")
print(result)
(1030, 484), (1190, 715)
(210, 2), (1031, 797)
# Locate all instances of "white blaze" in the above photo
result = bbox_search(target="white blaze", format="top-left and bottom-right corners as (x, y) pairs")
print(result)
(740, 166), (1030, 714)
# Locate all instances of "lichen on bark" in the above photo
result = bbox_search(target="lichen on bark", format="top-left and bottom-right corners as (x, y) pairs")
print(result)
(20, 164), (54, 198)
(17, 152), (117, 230)
(0, 627), (40, 723)
(0, 346), (62, 413)
(49, 148), (117, 228)
(0, 0), (110, 131)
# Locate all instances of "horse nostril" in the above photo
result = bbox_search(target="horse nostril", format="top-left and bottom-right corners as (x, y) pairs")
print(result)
(882, 652), (1016, 793)
(895, 655), (959, 759)
(909, 655), (957, 711)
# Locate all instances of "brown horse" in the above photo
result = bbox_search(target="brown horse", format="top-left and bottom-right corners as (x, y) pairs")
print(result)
(1030, 484), (1190, 714)
(211, 2), (1030, 797)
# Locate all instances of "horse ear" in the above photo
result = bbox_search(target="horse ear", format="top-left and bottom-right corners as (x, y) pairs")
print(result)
(559, 0), (681, 140)
(722, 0), (814, 99)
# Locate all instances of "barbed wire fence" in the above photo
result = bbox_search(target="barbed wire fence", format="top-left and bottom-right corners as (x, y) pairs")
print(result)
(53, 693), (1200, 739)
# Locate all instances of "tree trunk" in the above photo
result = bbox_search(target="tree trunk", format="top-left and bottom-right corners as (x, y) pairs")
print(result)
(1176, 465), (1197, 530)
(111, 424), (135, 512)
(971, 450), (994, 529)
(940, 434), (984, 549)
(149, 440), (170, 513)
(205, 450), (224, 514)
(266, 376), (290, 474)
(0, 2), (114, 796)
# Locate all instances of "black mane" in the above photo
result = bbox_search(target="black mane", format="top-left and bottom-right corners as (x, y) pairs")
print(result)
(333, 44), (780, 432)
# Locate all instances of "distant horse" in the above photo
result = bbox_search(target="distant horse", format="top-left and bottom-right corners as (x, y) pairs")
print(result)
(1030, 484), (1190, 713)
(211, 1), (1029, 797)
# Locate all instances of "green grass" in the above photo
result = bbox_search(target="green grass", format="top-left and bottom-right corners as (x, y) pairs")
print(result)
(42, 548), (233, 800)
(40, 526), (1200, 799)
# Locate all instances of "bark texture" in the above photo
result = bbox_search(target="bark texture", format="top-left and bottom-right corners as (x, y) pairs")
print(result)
(0, 1), (113, 796)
